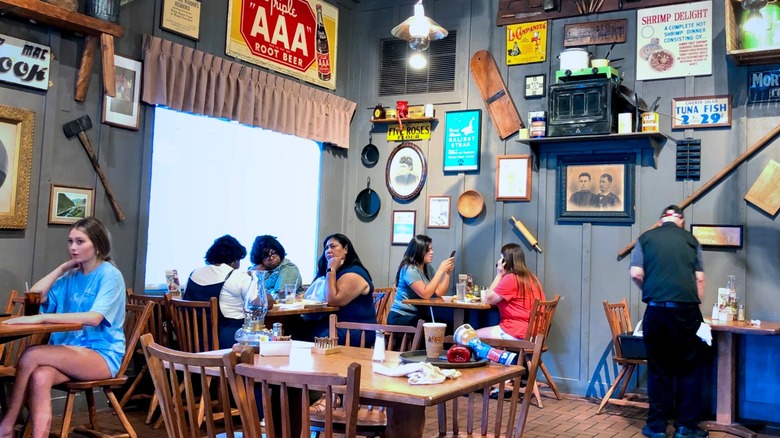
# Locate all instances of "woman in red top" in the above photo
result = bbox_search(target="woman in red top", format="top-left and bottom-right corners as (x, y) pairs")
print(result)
(476, 243), (545, 340)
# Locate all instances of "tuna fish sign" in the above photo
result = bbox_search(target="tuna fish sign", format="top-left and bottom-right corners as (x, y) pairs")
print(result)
(227, 0), (339, 90)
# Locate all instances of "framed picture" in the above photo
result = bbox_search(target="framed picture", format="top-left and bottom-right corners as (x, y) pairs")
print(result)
(443, 109), (481, 172)
(427, 196), (451, 229)
(556, 153), (635, 223)
(48, 185), (95, 225)
(391, 210), (416, 245)
(386, 141), (427, 201)
(671, 95), (731, 129)
(161, 0), (201, 40)
(496, 155), (532, 201)
(691, 224), (743, 249)
(0, 104), (34, 230)
(102, 54), (142, 130)
(524, 74), (546, 98)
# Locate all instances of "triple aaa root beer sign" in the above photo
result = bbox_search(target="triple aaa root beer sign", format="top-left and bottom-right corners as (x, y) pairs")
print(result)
(226, 0), (338, 90)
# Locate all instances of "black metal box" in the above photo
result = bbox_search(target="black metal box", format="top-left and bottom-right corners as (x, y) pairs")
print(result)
(548, 78), (619, 137)
(618, 334), (647, 360)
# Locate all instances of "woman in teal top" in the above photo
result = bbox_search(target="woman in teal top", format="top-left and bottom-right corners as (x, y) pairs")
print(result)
(249, 235), (303, 300)
(0, 217), (126, 438)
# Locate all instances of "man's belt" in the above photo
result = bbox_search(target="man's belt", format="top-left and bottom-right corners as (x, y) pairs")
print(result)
(647, 301), (698, 308)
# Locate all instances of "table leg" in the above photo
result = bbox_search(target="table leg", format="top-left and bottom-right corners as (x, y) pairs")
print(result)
(382, 402), (426, 438)
(453, 309), (465, 330)
(700, 331), (757, 438)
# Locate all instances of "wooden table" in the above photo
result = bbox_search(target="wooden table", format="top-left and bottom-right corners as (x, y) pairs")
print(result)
(0, 316), (83, 344)
(402, 298), (492, 329)
(266, 304), (339, 317)
(242, 344), (525, 438)
(700, 319), (780, 438)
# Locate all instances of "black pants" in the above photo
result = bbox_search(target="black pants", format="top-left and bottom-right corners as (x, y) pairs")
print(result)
(642, 305), (709, 431)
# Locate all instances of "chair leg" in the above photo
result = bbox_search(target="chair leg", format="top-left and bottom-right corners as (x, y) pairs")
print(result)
(145, 393), (159, 424)
(437, 403), (447, 435)
(616, 364), (636, 399)
(596, 364), (630, 414)
(119, 365), (148, 408)
(59, 391), (76, 438)
(84, 389), (98, 431)
(106, 388), (137, 438)
(525, 358), (543, 408)
(538, 361), (562, 400)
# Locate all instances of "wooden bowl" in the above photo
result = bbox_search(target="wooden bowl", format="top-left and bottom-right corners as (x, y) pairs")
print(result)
(457, 190), (484, 218)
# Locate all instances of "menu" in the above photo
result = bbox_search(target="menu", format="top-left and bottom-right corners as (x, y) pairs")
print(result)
(636, 1), (712, 81)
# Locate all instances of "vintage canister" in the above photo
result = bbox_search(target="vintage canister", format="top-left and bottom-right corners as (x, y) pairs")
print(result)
(529, 111), (546, 138)
(641, 112), (659, 132)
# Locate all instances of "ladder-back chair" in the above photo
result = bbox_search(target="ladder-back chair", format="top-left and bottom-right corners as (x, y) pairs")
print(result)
(522, 294), (561, 407)
(372, 287), (396, 325)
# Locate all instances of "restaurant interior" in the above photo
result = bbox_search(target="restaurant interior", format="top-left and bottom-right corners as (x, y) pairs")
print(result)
(1, 0), (780, 436)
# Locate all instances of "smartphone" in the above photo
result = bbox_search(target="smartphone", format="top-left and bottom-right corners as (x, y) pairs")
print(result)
(449, 250), (456, 258)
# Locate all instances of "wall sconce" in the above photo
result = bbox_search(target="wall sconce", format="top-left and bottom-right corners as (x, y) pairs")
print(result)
(391, 0), (448, 68)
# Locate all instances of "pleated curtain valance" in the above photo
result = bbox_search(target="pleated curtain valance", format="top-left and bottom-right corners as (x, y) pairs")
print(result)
(140, 35), (356, 148)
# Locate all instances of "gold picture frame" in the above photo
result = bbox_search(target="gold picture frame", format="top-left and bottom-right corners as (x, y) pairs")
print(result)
(0, 104), (35, 229)
(48, 185), (95, 225)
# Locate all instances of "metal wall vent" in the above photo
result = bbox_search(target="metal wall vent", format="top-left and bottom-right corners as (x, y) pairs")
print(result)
(378, 31), (456, 96)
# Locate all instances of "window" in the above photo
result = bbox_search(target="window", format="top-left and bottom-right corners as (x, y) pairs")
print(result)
(145, 107), (321, 288)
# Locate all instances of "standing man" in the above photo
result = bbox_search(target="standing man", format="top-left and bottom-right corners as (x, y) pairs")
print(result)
(568, 172), (596, 207)
(594, 173), (621, 208)
(630, 205), (709, 438)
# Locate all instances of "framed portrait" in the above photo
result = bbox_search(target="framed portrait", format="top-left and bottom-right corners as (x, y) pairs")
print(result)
(391, 210), (416, 245)
(48, 185), (95, 225)
(524, 74), (546, 98)
(691, 224), (743, 249)
(102, 54), (143, 130)
(496, 155), (532, 201)
(556, 153), (635, 223)
(386, 141), (427, 201)
(161, 0), (201, 40)
(0, 104), (34, 230)
(427, 196), (451, 229)
(443, 109), (481, 172)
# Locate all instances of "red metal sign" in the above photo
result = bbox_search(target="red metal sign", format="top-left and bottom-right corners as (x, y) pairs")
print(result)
(238, 0), (316, 72)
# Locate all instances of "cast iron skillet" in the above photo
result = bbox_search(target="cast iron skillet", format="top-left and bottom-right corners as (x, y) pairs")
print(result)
(361, 135), (379, 168)
(355, 177), (381, 220)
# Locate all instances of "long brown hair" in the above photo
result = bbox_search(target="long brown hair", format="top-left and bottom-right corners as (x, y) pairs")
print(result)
(500, 243), (540, 299)
(72, 217), (112, 262)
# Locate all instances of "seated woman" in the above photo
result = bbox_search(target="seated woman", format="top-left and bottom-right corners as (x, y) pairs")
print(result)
(184, 235), (273, 349)
(475, 243), (546, 340)
(249, 235), (303, 300)
(0, 217), (126, 438)
(308, 233), (376, 346)
(387, 235), (454, 327)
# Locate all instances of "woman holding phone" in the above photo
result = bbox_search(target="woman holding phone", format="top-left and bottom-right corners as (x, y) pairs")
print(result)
(387, 235), (454, 327)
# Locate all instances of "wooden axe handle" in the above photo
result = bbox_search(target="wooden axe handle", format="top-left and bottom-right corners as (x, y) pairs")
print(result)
(76, 131), (125, 221)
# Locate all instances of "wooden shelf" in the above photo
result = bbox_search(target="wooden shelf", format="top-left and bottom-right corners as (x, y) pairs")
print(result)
(724, 0), (780, 65)
(370, 117), (437, 124)
(0, 0), (124, 101)
(0, 0), (123, 37)
(516, 132), (670, 168)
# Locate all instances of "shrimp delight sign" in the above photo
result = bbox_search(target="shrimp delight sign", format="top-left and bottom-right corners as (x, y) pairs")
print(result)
(226, 0), (338, 90)
(635, 1), (712, 81)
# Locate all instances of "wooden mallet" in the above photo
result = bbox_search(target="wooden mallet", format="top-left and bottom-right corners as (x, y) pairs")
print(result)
(63, 115), (125, 221)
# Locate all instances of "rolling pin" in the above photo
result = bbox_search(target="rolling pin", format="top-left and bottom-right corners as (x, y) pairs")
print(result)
(511, 216), (542, 253)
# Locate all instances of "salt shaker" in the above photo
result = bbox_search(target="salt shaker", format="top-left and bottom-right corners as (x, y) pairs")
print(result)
(372, 330), (386, 362)
(711, 303), (719, 321)
(738, 305), (745, 322)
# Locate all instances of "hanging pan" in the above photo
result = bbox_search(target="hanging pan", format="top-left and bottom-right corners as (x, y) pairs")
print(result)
(361, 134), (380, 168)
(355, 177), (381, 220)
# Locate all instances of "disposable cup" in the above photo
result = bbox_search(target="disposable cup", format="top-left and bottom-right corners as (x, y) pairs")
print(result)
(423, 322), (447, 359)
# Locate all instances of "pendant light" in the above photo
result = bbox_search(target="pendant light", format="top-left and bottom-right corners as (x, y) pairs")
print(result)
(391, 0), (448, 53)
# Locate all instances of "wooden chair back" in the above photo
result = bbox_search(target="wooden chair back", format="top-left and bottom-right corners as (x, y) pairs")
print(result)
(328, 314), (423, 352)
(141, 333), (249, 438)
(437, 335), (544, 438)
(127, 291), (170, 347)
(603, 298), (633, 360)
(228, 358), (362, 438)
(168, 296), (219, 353)
(524, 294), (560, 345)
(1, 291), (41, 368)
(372, 287), (396, 325)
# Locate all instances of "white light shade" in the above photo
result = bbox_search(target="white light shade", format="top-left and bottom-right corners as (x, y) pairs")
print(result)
(409, 52), (427, 69)
(391, 1), (448, 48)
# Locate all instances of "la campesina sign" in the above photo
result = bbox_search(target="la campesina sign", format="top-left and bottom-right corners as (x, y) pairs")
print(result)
(226, 0), (339, 90)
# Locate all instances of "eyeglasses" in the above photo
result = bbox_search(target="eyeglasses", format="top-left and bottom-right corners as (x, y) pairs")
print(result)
(263, 250), (279, 260)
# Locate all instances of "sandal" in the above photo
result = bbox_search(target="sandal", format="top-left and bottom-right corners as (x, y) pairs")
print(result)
(309, 394), (342, 414)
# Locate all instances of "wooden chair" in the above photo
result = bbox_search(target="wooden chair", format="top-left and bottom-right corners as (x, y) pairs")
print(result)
(0, 291), (45, 414)
(54, 301), (154, 438)
(596, 298), (649, 414)
(168, 296), (219, 353)
(310, 314), (423, 437)
(523, 294), (562, 407)
(140, 333), (251, 438)
(372, 287), (396, 325)
(437, 335), (545, 438)
(228, 356), (362, 438)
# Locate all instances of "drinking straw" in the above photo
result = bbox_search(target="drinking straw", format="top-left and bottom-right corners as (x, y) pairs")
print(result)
(25, 282), (29, 293)
(430, 307), (436, 323)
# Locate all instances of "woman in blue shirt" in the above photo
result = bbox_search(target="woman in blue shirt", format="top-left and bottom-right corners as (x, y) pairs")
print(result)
(0, 217), (126, 438)
(387, 235), (454, 327)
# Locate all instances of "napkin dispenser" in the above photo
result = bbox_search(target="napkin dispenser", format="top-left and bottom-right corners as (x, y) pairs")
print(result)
(258, 341), (292, 356)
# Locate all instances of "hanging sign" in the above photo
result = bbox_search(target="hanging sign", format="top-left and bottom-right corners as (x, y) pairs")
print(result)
(747, 69), (780, 103)
(506, 21), (547, 65)
(671, 95), (731, 129)
(161, 0), (201, 40)
(635, 1), (712, 81)
(443, 109), (481, 172)
(386, 122), (432, 141)
(563, 19), (627, 47)
(226, 0), (338, 90)
(0, 33), (51, 91)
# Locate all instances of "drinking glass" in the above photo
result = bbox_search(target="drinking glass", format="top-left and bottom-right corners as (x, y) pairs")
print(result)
(455, 282), (467, 302)
(284, 284), (296, 304)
